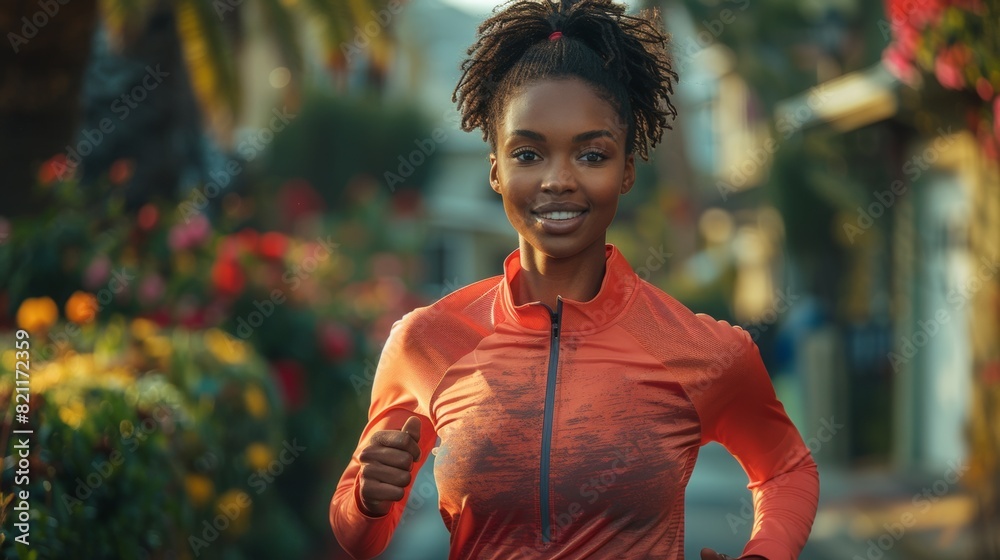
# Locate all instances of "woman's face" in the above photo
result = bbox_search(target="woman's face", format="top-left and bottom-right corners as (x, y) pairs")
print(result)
(489, 77), (635, 260)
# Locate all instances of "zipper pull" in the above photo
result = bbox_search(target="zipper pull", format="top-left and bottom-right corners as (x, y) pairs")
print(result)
(551, 297), (562, 339)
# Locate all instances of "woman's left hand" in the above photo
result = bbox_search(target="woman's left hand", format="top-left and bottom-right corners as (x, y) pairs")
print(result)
(699, 548), (767, 560)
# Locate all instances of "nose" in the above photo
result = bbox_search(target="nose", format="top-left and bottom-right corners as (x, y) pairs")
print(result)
(540, 158), (577, 193)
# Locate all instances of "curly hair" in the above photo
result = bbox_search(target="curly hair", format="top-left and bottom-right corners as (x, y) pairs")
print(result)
(451, 0), (678, 162)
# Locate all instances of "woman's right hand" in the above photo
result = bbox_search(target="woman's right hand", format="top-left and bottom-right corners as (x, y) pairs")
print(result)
(357, 415), (423, 517)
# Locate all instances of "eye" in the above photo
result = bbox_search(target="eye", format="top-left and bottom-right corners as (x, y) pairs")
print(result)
(580, 149), (607, 163)
(511, 148), (540, 162)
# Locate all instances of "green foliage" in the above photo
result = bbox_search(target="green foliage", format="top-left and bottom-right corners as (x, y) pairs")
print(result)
(1, 121), (430, 557)
(261, 92), (440, 207)
(0, 319), (287, 559)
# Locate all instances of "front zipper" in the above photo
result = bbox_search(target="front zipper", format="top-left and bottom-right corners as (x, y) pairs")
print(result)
(539, 297), (563, 543)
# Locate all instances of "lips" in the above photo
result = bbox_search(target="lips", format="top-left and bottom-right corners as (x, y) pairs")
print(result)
(532, 203), (588, 235)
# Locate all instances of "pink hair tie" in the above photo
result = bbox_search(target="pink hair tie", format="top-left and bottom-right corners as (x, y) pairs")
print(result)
(548, 31), (563, 41)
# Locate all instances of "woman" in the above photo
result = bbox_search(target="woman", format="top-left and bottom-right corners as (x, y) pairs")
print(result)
(330, 1), (819, 558)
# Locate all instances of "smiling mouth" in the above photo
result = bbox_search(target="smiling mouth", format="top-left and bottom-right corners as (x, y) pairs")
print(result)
(535, 210), (586, 220)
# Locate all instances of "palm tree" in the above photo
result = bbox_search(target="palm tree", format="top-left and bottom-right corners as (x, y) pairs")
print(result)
(0, 0), (399, 215)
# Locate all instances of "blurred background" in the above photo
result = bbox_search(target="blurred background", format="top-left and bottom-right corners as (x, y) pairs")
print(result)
(0, 0), (998, 558)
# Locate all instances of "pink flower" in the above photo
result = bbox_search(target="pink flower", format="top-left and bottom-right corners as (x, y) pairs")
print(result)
(187, 213), (210, 247)
(169, 213), (211, 250)
(168, 226), (190, 251)
(84, 255), (112, 290)
(882, 46), (918, 86)
(934, 55), (964, 90)
(137, 274), (166, 307)
(976, 78), (994, 101)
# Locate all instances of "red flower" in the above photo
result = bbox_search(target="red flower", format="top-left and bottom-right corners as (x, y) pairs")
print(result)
(178, 306), (207, 329)
(934, 46), (970, 91)
(37, 154), (70, 185)
(258, 232), (288, 260)
(109, 159), (134, 185)
(218, 235), (242, 260)
(235, 228), (259, 253)
(142, 308), (173, 327)
(277, 179), (325, 225)
(271, 359), (306, 411)
(975, 78), (994, 101)
(317, 321), (353, 361)
(137, 204), (159, 231)
(212, 258), (246, 296)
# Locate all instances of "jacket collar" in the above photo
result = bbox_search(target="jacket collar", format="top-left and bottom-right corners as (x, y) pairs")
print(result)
(496, 243), (638, 333)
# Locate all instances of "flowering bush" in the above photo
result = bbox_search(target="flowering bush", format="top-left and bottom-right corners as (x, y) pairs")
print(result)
(0, 167), (429, 556)
(0, 318), (289, 558)
(882, 0), (1000, 159)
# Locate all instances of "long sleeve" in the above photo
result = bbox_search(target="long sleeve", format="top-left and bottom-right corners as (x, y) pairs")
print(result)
(330, 315), (440, 560)
(695, 320), (820, 560)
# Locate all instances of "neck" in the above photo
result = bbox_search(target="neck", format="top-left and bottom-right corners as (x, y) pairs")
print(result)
(513, 238), (608, 311)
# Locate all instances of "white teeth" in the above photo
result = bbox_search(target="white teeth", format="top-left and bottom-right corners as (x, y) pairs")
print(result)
(538, 211), (583, 220)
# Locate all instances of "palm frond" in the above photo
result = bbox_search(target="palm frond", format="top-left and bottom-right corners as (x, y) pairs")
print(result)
(258, 0), (304, 75)
(99, 0), (158, 46)
(175, 0), (240, 134)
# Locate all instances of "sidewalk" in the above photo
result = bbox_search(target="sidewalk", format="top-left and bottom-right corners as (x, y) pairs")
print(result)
(806, 465), (982, 560)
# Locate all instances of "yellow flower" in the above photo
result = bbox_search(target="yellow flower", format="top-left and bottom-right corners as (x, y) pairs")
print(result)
(16, 297), (58, 333)
(215, 489), (252, 537)
(65, 291), (98, 324)
(245, 443), (273, 471)
(204, 329), (246, 365)
(185, 474), (215, 508)
(32, 361), (66, 394)
(244, 385), (268, 419)
(64, 353), (96, 378)
(129, 318), (159, 341)
(58, 399), (86, 429)
(143, 335), (172, 360)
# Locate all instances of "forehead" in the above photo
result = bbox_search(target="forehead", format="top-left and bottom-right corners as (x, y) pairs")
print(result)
(499, 77), (623, 141)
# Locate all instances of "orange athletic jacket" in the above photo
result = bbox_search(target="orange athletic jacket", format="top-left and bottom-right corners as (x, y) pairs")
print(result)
(331, 244), (819, 559)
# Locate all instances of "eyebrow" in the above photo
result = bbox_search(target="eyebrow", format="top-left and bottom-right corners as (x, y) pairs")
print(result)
(510, 129), (615, 143)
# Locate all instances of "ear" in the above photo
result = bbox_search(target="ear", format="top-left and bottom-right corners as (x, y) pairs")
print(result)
(489, 152), (502, 194)
(621, 153), (635, 195)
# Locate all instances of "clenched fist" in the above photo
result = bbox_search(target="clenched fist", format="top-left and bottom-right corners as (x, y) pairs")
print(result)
(357, 416), (422, 517)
